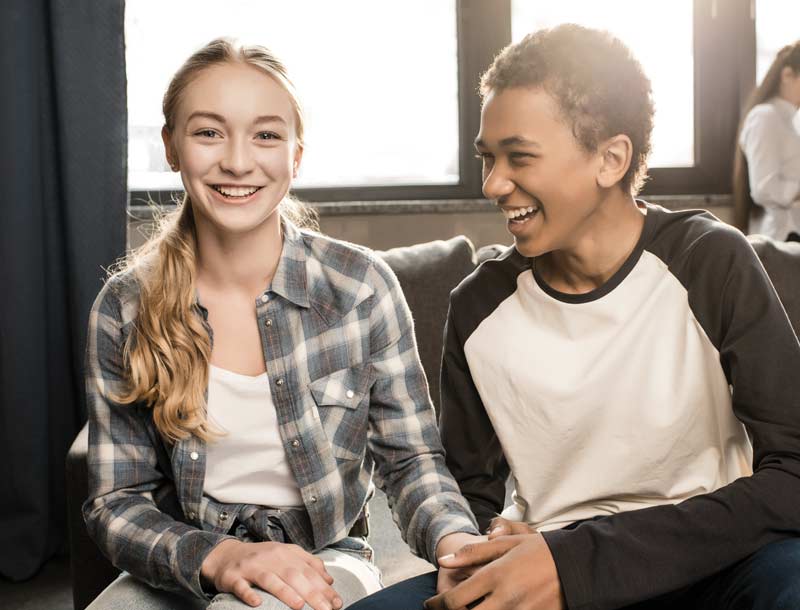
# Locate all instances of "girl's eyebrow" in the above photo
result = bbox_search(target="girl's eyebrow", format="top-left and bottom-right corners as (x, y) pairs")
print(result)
(254, 115), (287, 125)
(186, 111), (226, 123)
(184, 112), (287, 126)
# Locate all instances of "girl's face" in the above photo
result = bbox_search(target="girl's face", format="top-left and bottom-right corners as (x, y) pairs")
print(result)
(781, 66), (800, 107)
(162, 62), (302, 236)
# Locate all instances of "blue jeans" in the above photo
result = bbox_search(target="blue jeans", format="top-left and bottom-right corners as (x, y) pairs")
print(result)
(349, 537), (800, 610)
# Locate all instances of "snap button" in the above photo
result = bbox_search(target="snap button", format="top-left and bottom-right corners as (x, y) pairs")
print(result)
(346, 390), (355, 399)
(291, 439), (300, 448)
(188, 511), (196, 520)
(219, 511), (229, 522)
(189, 451), (199, 461)
(310, 496), (318, 504)
(260, 294), (269, 303)
(265, 319), (273, 327)
(275, 378), (284, 386)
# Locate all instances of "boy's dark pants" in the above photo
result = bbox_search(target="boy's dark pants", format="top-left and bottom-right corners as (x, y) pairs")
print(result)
(349, 537), (800, 610)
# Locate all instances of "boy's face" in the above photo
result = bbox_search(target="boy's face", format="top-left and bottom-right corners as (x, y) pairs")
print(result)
(475, 86), (605, 257)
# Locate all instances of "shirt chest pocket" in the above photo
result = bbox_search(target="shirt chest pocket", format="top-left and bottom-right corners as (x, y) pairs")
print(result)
(308, 364), (372, 461)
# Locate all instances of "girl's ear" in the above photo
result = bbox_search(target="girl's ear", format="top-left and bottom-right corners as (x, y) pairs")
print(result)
(161, 125), (179, 171)
(293, 145), (304, 179)
(596, 134), (633, 190)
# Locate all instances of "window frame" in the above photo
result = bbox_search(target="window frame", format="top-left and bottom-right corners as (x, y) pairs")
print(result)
(129, 0), (757, 205)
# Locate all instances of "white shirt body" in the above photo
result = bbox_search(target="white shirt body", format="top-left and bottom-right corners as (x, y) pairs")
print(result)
(204, 365), (303, 508)
(739, 96), (800, 239)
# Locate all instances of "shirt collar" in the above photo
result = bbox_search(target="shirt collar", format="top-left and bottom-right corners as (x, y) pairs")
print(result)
(270, 219), (310, 308)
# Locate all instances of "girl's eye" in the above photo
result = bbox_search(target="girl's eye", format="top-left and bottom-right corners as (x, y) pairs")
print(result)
(257, 132), (280, 140)
(195, 129), (218, 138)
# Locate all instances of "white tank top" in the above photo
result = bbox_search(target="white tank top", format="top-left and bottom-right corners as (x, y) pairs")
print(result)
(204, 365), (303, 508)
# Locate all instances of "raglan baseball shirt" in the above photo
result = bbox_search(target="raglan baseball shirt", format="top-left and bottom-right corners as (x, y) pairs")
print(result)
(440, 202), (800, 610)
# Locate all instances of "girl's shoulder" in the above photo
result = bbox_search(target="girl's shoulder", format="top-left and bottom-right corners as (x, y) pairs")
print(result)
(90, 267), (142, 329)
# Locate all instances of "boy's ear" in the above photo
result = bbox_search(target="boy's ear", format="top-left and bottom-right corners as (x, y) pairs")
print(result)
(596, 134), (633, 189)
(161, 125), (178, 171)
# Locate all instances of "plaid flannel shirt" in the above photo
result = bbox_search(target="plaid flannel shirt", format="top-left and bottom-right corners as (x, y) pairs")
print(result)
(83, 221), (478, 599)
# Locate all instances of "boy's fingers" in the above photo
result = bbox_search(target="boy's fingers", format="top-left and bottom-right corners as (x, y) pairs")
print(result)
(425, 570), (492, 610)
(487, 518), (533, 539)
(438, 537), (517, 568)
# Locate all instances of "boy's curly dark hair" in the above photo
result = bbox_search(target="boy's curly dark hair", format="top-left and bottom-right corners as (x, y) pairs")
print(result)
(480, 24), (655, 194)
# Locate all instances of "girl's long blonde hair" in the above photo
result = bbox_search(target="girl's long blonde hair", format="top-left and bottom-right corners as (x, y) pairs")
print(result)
(112, 38), (317, 442)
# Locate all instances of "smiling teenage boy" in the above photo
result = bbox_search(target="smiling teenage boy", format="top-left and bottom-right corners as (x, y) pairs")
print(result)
(349, 24), (800, 610)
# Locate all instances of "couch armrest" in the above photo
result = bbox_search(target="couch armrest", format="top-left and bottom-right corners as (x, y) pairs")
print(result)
(66, 423), (120, 610)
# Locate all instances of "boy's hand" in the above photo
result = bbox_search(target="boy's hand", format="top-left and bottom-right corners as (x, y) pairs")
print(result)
(425, 533), (565, 610)
(487, 517), (535, 538)
(201, 539), (341, 610)
(435, 532), (487, 606)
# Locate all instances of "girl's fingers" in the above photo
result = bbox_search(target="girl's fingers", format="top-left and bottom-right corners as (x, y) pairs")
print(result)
(252, 572), (305, 610)
(231, 577), (264, 608)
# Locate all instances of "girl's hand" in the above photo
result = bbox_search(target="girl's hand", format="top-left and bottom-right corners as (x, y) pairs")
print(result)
(435, 532), (488, 608)
(201, 539), (342, 610)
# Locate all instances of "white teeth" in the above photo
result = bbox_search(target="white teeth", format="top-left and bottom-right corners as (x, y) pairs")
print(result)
(502, 206), (538, 219)
(214, 185), (259, 197)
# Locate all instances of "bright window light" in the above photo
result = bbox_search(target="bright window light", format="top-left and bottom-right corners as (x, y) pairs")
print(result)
(756, 0), (800, 83)
(511, 0), (695, 168)
(126, 0), (459, 191)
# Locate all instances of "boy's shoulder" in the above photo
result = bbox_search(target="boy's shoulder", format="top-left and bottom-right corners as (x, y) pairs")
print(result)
(645, 202), (756, 279)
(451, 244), (526, 306)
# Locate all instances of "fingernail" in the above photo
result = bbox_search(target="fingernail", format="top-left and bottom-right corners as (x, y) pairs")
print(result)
(490, 526), (503, 534)
(439, 553), (455, 562)
(334, 598), (343, 609)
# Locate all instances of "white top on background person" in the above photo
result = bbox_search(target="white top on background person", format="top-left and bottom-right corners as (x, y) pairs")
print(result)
(734, 41), (800, 239)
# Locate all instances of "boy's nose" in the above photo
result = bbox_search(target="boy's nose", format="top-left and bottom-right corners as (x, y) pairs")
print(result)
(482, 165), (514, 200)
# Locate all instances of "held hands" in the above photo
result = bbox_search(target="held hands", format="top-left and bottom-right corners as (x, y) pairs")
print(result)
(426, 518), (565, 610)
(201, 539), (342, 610)
(436, 532), (489, 599)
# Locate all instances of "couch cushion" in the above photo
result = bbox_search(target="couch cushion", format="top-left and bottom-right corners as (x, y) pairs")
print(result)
(748, 235), (800, 336)
(377, 236), (477, 415)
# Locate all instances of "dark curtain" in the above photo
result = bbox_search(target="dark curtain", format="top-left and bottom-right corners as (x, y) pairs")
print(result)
(0, 0), (126, 579)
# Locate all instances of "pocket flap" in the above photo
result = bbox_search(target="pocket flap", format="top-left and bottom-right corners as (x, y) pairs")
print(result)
(309, 364), (371, 409)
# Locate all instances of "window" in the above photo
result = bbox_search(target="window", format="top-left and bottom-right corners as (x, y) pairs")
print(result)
(756, 0), (800, 82)
(512, 1), (694, 169)
(126, 0), (759, 202)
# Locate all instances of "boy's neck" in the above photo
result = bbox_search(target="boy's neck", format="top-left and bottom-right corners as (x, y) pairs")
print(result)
(537, 191), (646, 295)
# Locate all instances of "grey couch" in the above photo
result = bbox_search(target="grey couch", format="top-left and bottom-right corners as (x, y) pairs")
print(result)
(65, 233), (800, 610)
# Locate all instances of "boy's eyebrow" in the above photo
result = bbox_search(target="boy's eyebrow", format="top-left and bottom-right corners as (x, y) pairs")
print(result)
(474, 136), (542, 149)
(499, 136), (541, 148)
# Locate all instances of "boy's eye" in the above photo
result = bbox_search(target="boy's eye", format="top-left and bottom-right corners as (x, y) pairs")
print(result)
(195, 129), (219, 138)
(509, 152), (535, 162)
(257, 131), (281, 141)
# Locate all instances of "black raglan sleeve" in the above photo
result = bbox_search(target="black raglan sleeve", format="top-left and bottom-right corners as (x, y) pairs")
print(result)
(542, 225), (800, 610)
(439, 292), (510, 532)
